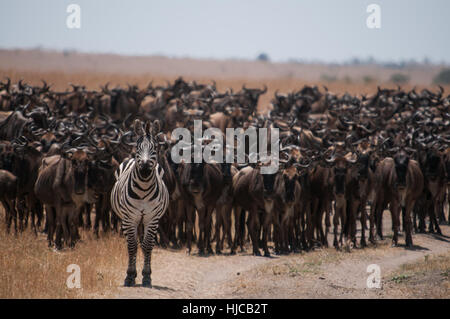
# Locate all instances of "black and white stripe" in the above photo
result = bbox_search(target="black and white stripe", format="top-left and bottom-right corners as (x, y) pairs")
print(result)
(111, 133), (169, 287)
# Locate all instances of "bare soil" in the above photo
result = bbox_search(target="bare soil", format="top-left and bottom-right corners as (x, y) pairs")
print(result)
(89, 211), (450, 299)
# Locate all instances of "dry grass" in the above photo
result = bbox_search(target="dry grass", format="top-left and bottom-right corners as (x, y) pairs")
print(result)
(385, 253), (450, 298)
(0, 210), (127, 298)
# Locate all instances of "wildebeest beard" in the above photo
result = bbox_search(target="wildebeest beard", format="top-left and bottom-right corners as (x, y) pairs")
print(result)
(334, 167), (346, 195)
(74, 169), (87, 195)
(394, 155), (409, 187)
(284, 177), (296, 203)
(189, 163), (204, 194)
(262, 172), (276, 199)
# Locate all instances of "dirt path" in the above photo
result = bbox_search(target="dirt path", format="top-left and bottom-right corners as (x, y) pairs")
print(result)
(90, 211), (450, 299)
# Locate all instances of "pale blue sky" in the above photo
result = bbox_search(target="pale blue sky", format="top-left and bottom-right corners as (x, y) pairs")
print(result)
(0, 0), (448, 63)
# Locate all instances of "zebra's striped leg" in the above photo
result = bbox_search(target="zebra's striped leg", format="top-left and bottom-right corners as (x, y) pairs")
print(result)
(141, 224), (157, 288)
(124, 230), (138, 287)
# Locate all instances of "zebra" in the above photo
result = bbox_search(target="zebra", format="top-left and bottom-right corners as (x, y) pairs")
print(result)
(111, 119), (169, 287)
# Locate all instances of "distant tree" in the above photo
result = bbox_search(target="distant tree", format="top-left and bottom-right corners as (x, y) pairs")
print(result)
(257, 53), (270, 62)
(390, 73), (410, 84)
(362, 75), (376, 84)
(320, 74), (338, 83)
(433, 68), (450, 84)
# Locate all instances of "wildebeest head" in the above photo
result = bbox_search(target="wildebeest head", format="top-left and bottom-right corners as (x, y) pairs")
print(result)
(327, 153), (357, 196)
(70, 150), (89, 195)
(133, 119), (160, 179)
(221, 162), (232, 184)
(262, 171), (277, 200)
(333, 158), (347, 195)
(356, 152), (370, 180)
(280, 166), (298, 204)
(40, 132), (57, 153)
(422, 148), (442, 181)
(394, 150), (410, 188)
(188, 162), (204, 194)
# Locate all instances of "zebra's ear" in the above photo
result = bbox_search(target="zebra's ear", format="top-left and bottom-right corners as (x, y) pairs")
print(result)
(144, 120), (151, 136)
(150, 120), (161, 136)
(133, 119), (144, 136)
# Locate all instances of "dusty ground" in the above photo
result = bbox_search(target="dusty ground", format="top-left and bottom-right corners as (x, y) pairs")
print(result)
(97, 211), (450, 299)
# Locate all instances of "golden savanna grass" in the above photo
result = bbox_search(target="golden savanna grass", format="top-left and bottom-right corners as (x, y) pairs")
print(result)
(0, 209), (127, 298)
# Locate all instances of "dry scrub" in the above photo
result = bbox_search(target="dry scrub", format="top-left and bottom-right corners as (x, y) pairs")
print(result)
(0, 213), (126, 298)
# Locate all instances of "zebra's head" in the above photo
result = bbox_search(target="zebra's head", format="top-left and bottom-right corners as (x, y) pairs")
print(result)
(133, 119), (161, 179)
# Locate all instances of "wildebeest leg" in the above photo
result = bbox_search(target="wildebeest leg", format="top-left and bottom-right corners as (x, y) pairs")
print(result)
(54, 205), (64, 250)
(16, 197), (26, 232)
(157, 213), (169, 249)
(68, 207), (79, 248)
(85, 204), (92, 229)
(324, 199), (332, 245)
(376, 203), (385, 240)
(349, 200), (359, 247)
(272, 211), (281, 254)
(304, 201), (313, 250)
(61, 206), (72, 248)
(333, 202), (340, 249)
(262, 211), (272, 257)
(167, 201), (179, 248)
(431, 201), (442, 235)
(325, 202), (331, 234)
(2, 198), (16, 234)
(390, 201), (400, 247)
(223, 204), (233, 253)
(369, 198), (378, 244)
(46, 206), (56, 247)
(404, 203), (414, 248)
(184, 203), (195, 255)
(418, 200), (427, 233)
(78, 206), (84, 229)
(215, 206), (224, 254)
(205, 206), (214, 255)
(247, 207), (261, 256)
(231, 206), (243, 254)
(360, 201), (367, 247)
(318, 205), (328, 247)
(196, 206), (207, 255)
(94, 196), (103, 238)
(111, 209), (119, 233)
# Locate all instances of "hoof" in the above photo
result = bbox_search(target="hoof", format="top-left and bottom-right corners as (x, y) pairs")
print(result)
(142, 277), (152, 288)
(360, 240), (367, 248)
(264, 251), (271, 257)
(253, 250), (261, 256)
(124, 277), (135, 287)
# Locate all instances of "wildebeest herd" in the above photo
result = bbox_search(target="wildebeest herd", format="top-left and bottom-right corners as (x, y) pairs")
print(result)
(0, 77), (449, 257)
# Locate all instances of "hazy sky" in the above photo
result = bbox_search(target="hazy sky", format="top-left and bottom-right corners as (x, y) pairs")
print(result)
(0, 0), (449, 63)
